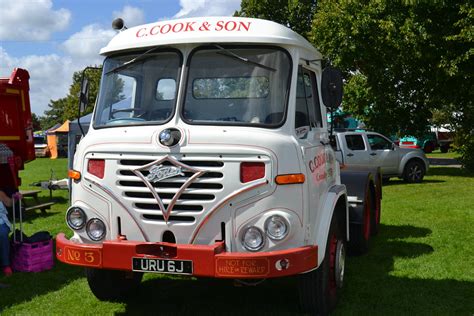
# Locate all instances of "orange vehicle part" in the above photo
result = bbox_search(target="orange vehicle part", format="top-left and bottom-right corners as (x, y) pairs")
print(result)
(56, 233), (318, 279)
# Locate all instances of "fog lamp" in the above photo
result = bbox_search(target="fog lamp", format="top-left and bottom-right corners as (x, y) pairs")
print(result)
(242, 226), (264, 251)
(86, 218), (106, 241)
(265, 215), (289, 240)
(66, 207), (86, 230)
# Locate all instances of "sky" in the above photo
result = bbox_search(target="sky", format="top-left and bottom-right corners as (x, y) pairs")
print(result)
(0, 0), (241, 115)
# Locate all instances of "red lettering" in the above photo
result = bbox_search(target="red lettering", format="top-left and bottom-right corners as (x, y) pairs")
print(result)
(136, 28), (147, 37)
(199, 22), (210, 31)
(225, 21), (237, 31)
(215, 21), (224, 31)
(184, 22), (196, 32)
(238, 21), (251, 31)
(172, 22), (184, 33)
(160, 24), (171, 34)
(150, 25), (160, 35)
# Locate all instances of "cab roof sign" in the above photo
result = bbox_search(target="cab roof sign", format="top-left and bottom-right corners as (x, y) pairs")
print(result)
(100, 17), (319, 57)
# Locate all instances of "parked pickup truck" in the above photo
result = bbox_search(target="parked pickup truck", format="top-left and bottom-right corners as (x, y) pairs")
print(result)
(334, 130), (429, 183)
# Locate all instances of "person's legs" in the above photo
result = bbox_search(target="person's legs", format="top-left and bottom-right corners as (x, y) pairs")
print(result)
(0, 223), (11, 269)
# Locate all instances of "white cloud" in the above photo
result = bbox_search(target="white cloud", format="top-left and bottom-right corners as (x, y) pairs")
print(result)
(0, 4), (144, 116)
(61, 24), (115, 62)
(112, 6), (145, 28)
(174, 0), (241, 18)
(0, 0), (71, 40)
(0, 1), (244, 117)
(0, 47), (78, 116)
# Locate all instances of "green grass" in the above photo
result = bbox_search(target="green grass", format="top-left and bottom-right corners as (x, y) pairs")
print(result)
(1, 159), (473, 315)
(426, 149), (460, 159)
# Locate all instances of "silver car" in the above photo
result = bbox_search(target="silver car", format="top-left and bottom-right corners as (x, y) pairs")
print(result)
(335, 131), (430, 183)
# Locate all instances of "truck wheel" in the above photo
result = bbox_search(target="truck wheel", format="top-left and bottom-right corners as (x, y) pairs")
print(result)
(403, 160), (425, 183)
(423, 142), (434, 153)
(298, 215), (346, 315)
(440, 145), (449, 153)
(348, 191), (371, 255)
(371, 184), (381, 236)
(86, 268), (143, 301)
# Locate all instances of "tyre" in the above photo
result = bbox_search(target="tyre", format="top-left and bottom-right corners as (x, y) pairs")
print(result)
(370, 183), (381, 236)
(440, 145), (449, 153)
(403, 160), (425, 183)
(86, 268), (143, 301)
(348, 191), (371, 255)
(423, 142), (434, 153)
(298, 215), (346, 315)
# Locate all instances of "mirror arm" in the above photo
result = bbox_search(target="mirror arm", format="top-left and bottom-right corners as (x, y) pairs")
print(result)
(77, 70), (87, 137)
(77, 66), (101, 136)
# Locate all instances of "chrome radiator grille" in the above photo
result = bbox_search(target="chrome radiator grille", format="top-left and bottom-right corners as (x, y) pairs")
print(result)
(116, 158), (224, 223)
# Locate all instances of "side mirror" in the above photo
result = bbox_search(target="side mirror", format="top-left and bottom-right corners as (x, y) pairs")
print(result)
(79, 77), (90, 114)
(391, 143), (396, 150)
(321, 67), (343, 110)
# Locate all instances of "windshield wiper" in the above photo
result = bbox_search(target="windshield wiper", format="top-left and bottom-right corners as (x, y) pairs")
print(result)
(213, 44), (276, 72)
(105, 46), (163, 75)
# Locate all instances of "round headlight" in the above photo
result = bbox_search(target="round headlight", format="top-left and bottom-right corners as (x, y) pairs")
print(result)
(66, 207), (86, 230)
(242, 226), (264, 251)
(265, 215), (289, 240)
(86, 218), (106, 241)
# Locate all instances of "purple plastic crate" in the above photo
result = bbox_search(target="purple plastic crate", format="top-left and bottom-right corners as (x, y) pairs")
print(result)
(11, 239), (54, 272)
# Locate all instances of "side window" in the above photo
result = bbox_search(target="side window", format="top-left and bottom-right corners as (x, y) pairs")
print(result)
(345, 135), (366, 150)
(296, 67), (323, 129)
(368, 134), (392, 150)
(295, 68), (310, 129)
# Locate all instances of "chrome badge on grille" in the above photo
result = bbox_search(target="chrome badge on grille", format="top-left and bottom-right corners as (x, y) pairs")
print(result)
(146, 165), (184, 183)
(131, 156), (207, 223)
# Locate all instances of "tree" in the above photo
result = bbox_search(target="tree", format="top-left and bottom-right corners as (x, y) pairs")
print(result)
(311, 0), (473, 168)
(30, 113), (41, 131)
(43, 67), (102, 128)
(235, 0), (317, 39)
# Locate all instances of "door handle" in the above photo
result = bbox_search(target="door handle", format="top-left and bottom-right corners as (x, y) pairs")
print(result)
(370, 153), (377, 156)
(347, 153), (354, 157)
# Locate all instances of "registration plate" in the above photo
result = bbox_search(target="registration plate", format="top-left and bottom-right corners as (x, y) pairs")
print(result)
(132, 257), (193, 275)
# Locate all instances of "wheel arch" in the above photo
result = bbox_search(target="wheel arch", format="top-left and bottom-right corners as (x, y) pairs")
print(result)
(399, 156), (427, 176)
(313, 185), (348, 267)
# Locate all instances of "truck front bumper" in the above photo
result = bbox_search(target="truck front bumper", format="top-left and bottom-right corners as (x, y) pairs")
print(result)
(56, 233), (317, 279)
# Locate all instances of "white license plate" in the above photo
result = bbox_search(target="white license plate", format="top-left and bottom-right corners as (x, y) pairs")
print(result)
(132, 257), (193, 275)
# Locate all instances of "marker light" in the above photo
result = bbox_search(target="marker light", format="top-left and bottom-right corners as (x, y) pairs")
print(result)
(68, 169), (81, 180)
(275, 173), (305, 185)
(88, 159), (105, 179)
(242, 226), (264, 251)
(86, 218), (106, 241)
(240, 162), (265, 183)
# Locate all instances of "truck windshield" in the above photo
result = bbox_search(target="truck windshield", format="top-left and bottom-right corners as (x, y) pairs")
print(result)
(182, 46), (291, 126)
(94, 51), (182, 127)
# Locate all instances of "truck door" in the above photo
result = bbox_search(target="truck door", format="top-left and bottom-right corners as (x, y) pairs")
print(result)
(366, 133), (399, 174)
(342, 133), (371, 167)
(295, 66), (331, 224)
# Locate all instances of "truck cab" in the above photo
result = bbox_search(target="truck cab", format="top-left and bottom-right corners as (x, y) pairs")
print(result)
(56, 17), (381, 314)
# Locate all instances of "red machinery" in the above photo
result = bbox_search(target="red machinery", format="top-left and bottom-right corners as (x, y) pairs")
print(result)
(0, 68), (35, 191)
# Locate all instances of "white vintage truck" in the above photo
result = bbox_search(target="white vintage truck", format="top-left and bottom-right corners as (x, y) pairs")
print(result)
(56, 17), (382, 314)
